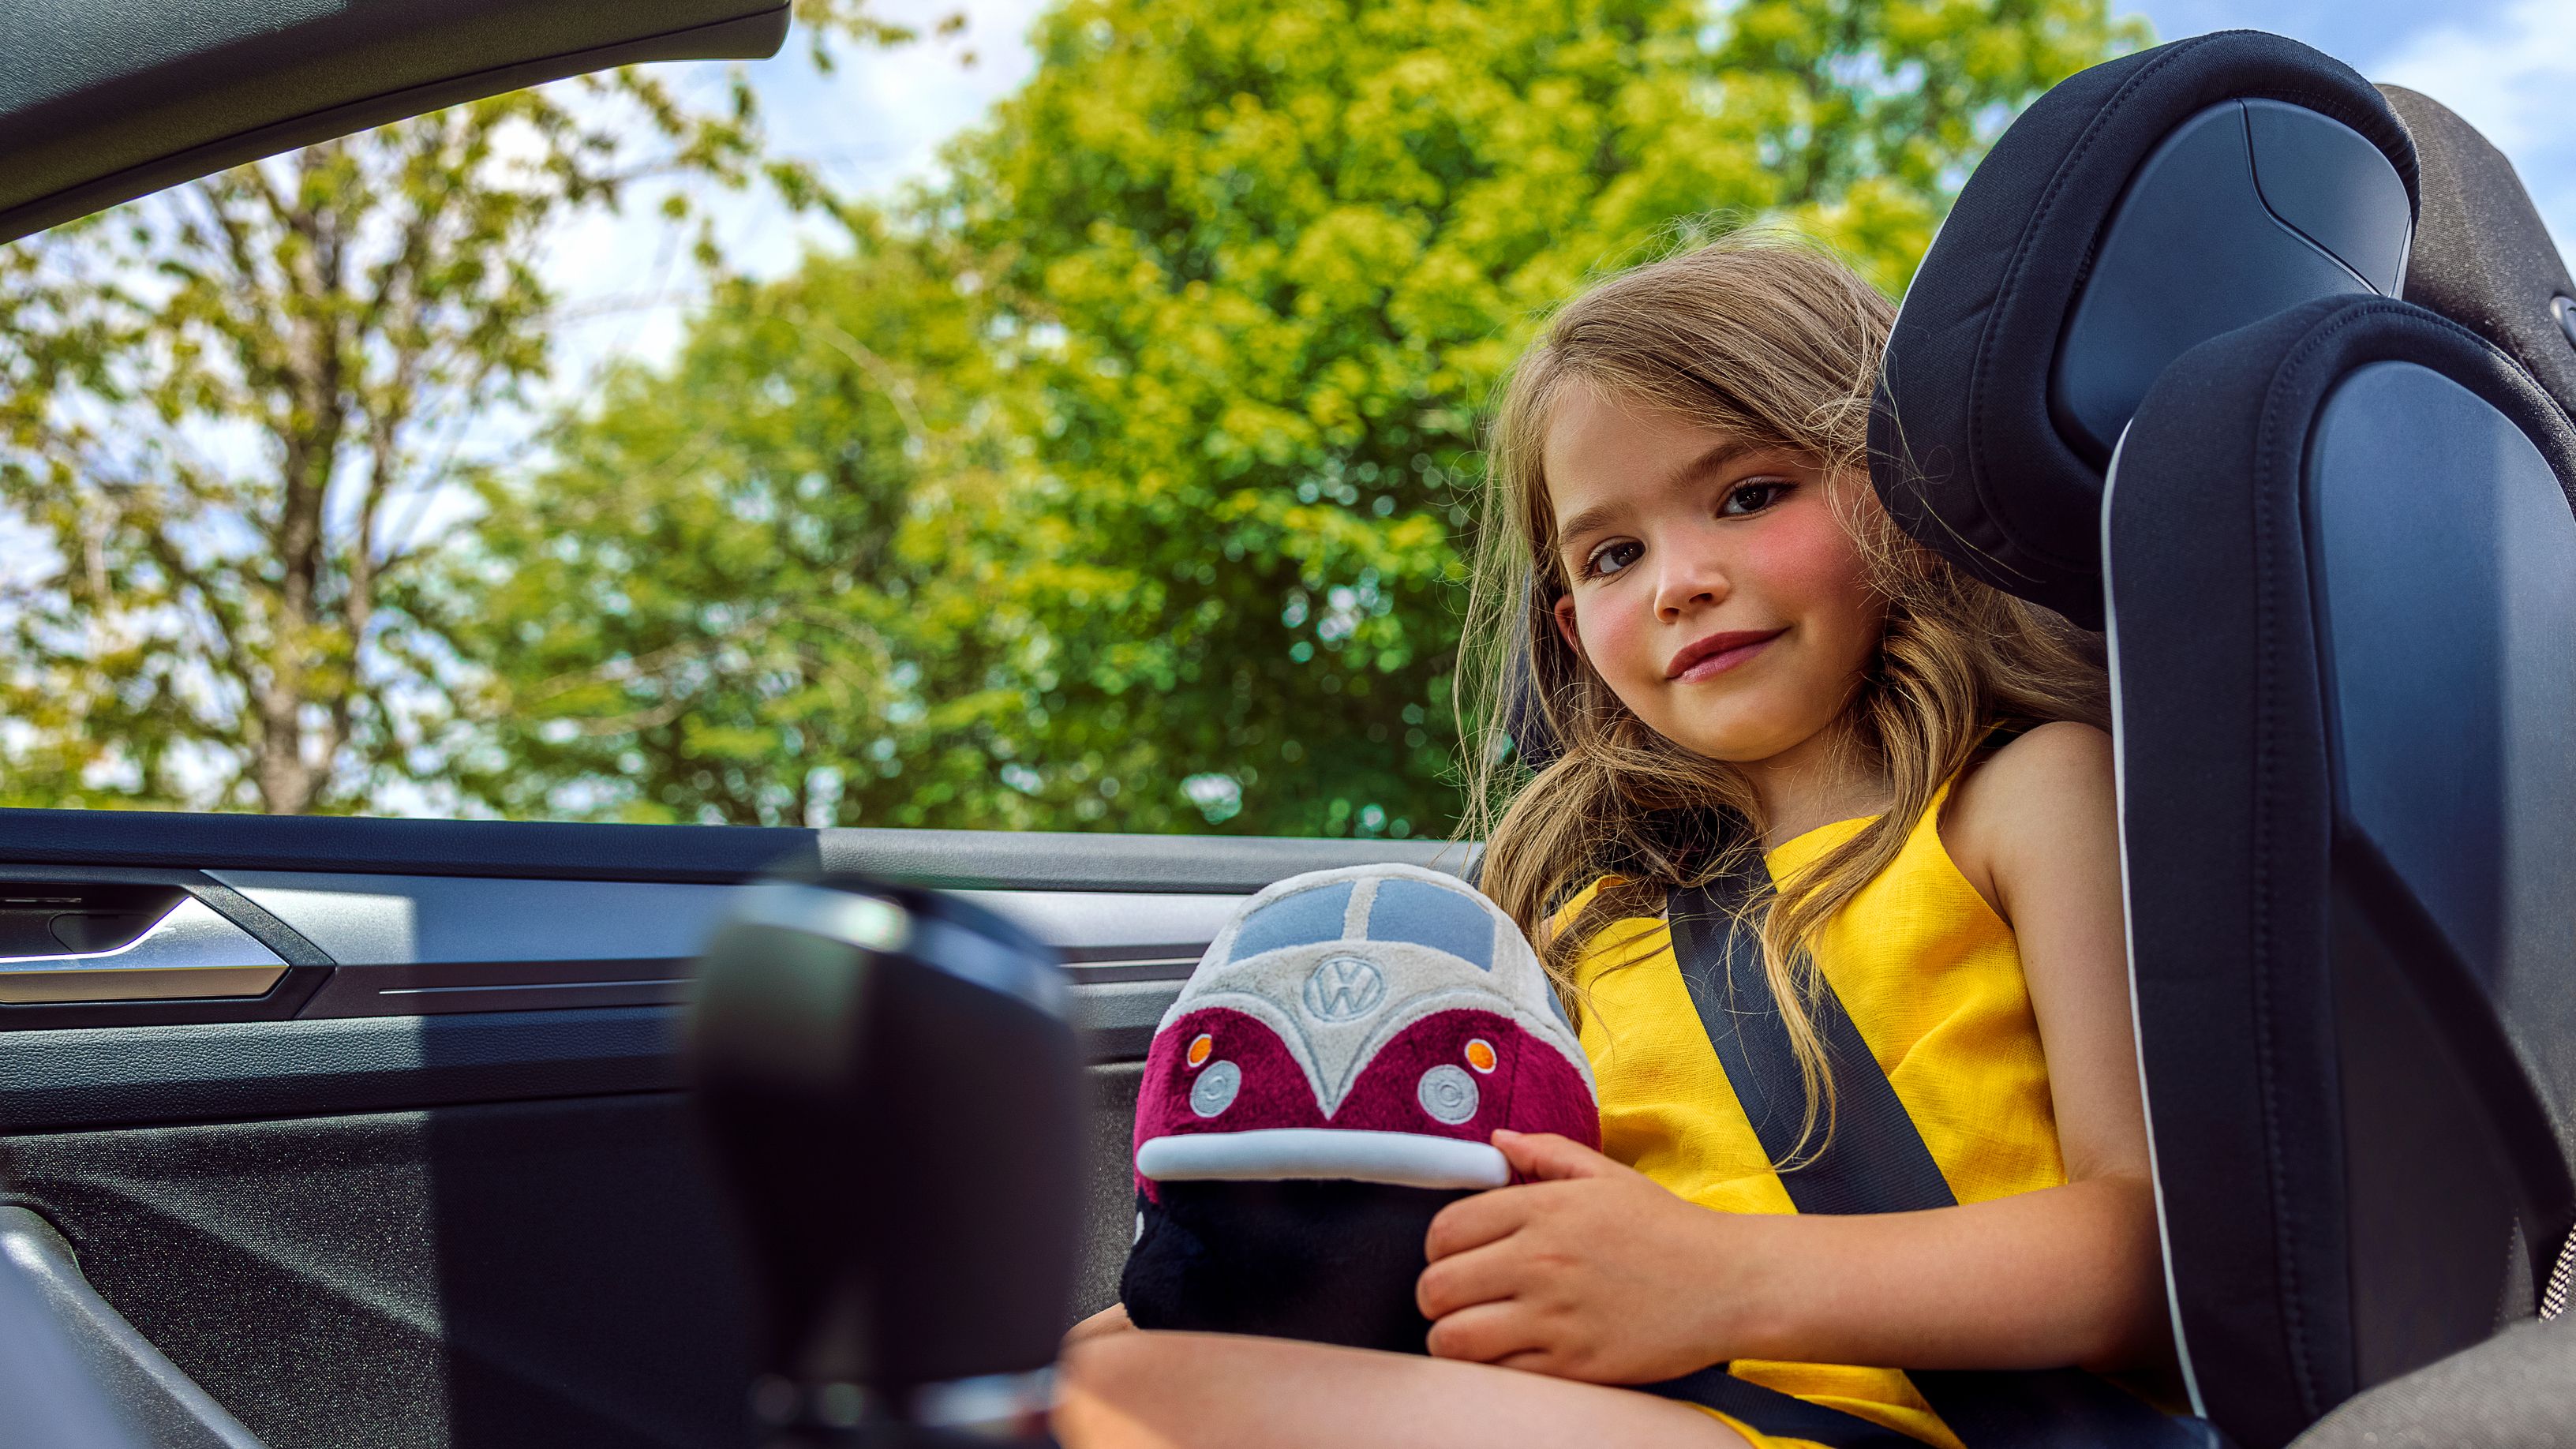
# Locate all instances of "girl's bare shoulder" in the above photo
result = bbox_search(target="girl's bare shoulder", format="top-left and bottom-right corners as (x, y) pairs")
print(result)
(1940, 722), (2115, 916)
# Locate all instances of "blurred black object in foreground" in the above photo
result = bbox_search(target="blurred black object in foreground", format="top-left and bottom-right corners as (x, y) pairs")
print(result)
(692, 878), (1084, 1447)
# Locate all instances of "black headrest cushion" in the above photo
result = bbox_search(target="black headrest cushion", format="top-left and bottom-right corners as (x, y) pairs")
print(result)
(2379, 85), (2576, 425)
(1870, 32), (2417, 627)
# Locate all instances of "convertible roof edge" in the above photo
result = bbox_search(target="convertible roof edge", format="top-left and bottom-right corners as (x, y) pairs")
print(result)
(0, 4), (789, 246)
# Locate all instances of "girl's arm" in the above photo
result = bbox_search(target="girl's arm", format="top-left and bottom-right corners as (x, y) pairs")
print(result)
(1417, 723), (2168, 1380)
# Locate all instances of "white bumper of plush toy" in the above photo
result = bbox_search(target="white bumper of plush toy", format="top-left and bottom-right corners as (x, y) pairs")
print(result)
(1136, 1128), (1509, 1190)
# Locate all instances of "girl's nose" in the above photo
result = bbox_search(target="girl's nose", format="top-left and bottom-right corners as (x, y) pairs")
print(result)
(1653, 550), (1729, 621)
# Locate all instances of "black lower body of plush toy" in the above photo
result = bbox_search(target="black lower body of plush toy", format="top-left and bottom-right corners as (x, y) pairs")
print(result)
(1119, 1180), (1467, 1354)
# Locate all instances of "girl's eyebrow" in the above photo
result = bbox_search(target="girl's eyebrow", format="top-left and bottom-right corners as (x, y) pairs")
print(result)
(1555, 440), (1763, 551)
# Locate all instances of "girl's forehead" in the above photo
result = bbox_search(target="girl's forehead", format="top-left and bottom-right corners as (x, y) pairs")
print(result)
(1543, 391), (1769, 525)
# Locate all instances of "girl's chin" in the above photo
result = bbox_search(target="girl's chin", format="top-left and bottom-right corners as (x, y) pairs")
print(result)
(1661, 710), (1838, 767)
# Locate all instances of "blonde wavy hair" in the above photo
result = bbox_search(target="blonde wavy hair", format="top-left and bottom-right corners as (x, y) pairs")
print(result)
(1456, 232), (2107, 1160)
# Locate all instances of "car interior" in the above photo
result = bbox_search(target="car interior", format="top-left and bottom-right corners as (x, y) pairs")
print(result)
(2, 6), (2573, 1449)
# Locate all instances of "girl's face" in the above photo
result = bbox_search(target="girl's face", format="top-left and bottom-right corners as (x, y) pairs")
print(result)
(1544, 384), (1884, 766)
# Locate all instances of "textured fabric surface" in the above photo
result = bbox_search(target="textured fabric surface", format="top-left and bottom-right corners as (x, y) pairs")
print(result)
(1225, 881), (1356, 963)
(1367, 876), (1501, 969)
(1121, 865), (1601, 1350)
(1119, 1180), (1465, 1352)
(1140, 863), (1592, 1146)
(1869, 30), (2412, 623)
(2380, 85), (2576, 424)
(2109, 294), (2576, 1447)
(2288, 1319), (2576, 1447)
(1133, 1005), (1596, 1178)
(0, 1094), (758, 1449)
(1563, 773), (2059, 1449)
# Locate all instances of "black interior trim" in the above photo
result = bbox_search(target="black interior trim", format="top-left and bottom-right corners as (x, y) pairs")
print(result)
(0, 807), (1471, 892)
(0, 1), (790, 245)
(0, 1208), (264, 1448)
(298, 960), (692, 1019)
(0, 978), (1174, 1129)
(0, 1213), (151, 1449)
(0, 1007), (689, 1133)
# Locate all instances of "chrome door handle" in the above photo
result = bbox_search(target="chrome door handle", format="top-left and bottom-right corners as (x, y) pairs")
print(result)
(0, 897), (287, 1005)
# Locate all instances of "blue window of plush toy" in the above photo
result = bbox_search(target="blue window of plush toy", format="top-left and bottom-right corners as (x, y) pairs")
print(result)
(1226, 882), (1355, 962)
(1364, 878), (1495, 971)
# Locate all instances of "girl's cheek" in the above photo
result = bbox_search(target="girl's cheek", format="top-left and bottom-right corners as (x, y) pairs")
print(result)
(1578, 591), (1653, 686)
(1750, 500), (1870, 608)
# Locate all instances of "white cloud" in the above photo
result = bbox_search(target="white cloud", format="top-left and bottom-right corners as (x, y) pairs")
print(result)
(2375, 0), (2576, 256)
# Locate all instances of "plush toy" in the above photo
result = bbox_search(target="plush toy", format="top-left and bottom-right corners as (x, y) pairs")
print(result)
(1121, 863), (1600, 1353)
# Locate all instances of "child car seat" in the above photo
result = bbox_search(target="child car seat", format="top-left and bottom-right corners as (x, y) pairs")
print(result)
(1877, 29), (2576, 1449)
(2373, 86), (2576, 425)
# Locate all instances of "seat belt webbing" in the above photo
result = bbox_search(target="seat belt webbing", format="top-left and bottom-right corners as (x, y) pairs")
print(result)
(1661, 856), (2207, 1449)
(1668, 860), (1953, 1215)
(1646, 1363), (1926, 1447)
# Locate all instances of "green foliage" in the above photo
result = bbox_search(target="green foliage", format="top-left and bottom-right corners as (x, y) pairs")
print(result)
(462, 0), (2142, 834)
(433, 219), (1057, 826)
(0, 9), (909, 813)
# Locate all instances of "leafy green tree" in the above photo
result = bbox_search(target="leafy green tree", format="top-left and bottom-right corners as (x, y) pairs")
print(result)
(956, 0), (2144, 837)
(434, 218), (1059, 827)
(0, 2), (912, 813)
(463, 0), (2144, 833)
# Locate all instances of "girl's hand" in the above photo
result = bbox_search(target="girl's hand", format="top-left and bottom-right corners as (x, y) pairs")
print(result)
(1416, 1130), (1763, 1383)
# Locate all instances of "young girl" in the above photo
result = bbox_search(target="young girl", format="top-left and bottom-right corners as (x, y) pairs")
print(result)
(1054, 236), (2166, 1449)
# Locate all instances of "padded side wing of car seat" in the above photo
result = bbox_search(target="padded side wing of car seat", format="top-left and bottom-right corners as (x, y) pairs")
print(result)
(1872, 30), (2415, 624)
(2106, 294), (2576, 1448)
(2378, 85), (2576, 423)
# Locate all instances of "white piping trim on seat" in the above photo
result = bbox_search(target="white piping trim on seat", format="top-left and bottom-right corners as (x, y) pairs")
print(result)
(2103, 422), (2207, 1417)
(1136, 1129), (1509, 1189)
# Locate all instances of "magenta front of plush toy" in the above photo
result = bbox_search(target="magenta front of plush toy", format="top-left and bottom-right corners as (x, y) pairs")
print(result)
(1121, 864), (1599, 1350)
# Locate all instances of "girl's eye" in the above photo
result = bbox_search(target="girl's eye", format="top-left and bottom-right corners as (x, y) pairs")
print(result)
(1584, 540), (1643, 578)
(1721, 479), (1792, 516)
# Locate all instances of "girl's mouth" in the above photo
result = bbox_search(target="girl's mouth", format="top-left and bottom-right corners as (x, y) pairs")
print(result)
(1666, 627), (1786, 682)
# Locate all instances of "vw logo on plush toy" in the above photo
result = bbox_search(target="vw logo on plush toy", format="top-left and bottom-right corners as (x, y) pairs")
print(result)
(1302, 954), (1386, 1021)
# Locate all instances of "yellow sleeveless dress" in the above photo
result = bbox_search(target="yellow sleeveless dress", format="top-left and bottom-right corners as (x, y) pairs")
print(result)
(1566, 778), (2065, 1449)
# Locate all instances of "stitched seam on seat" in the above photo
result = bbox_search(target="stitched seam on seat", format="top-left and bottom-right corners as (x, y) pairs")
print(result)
(2246, 298), (2430, 1420)
(2248, 316), (2303, 1420)
(1964, 36), (2215, 575)
(1965, 41), (2415, 582)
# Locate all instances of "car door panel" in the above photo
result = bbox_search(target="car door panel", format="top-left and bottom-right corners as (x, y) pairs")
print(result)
(0, 808), (1466, 1448)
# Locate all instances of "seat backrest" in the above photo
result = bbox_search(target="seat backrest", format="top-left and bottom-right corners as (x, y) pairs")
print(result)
(2376, 86), (2576, 425)
(1874, 32), (2576, 1449)
(2107, 296), (2576, 1447)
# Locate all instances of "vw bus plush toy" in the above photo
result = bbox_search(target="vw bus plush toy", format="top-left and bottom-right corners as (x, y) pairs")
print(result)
(1121, 863), (1599, 1352)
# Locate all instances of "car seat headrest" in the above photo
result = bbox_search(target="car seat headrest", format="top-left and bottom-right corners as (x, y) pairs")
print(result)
(1870, 31), (2417, 626)
(2379, 84), (2576, 425)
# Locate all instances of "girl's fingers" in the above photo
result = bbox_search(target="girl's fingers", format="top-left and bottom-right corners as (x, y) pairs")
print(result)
(1494, 1129), (1630, 1182)
(1424, 1299), (1546, 1365)
(1416, 1238), (1526, 1320)
(1424, 1182), (1536, 1261)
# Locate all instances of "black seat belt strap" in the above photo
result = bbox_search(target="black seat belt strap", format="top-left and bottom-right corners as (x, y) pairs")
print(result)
(1660, 856), (2212, 1449)
(1668, 859), (1953, 1215)
(1643, 1363), (1926, 1447)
